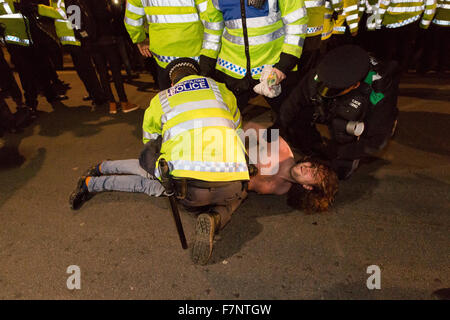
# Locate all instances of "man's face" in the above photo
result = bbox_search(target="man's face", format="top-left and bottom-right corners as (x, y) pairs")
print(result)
(290, 162), (323, 190)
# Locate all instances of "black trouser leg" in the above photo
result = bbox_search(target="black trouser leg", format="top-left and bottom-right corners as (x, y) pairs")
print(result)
(436, 25), (449, 72)
(32, 46), (58, 104)
(0, 98), (14, 132)
(104, 44), (128, 102)
(0, 48), (23, 104)
(117, 36), (133, 77)
(156, 62), (170, 90)
(92, 49), (115, 103)
(8, 45), (39, 109)
(396, 21), (419, 73)
(69, 45), (105, 104)
(297, 35), (322, 83)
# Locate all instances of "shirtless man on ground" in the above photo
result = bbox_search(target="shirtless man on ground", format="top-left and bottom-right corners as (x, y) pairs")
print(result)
(244, 122), (338, 212)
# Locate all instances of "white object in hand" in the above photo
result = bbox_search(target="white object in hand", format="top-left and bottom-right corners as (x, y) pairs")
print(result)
(253, 65), (282, 98)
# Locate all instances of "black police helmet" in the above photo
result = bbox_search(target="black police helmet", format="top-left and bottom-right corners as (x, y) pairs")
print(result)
(316, 45), (370, 97)
(166, 58), (201, 84)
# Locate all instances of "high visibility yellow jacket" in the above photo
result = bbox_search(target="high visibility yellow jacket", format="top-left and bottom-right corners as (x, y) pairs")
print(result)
(376, 0), (437, 29)
(0, 0), (32, 46)
(333, 0), (360, 34)
(322, 0), (344, 39)
(49, 0), (80, 46)
(305, 0), (327, 37)
(201, 0), (308, 80)
(124, 0), (206, 68)
(142, 75), (249, 182)
(358, 0), (381, 30)
(0, 0), (65, 46)
(431, 0), (450, 26)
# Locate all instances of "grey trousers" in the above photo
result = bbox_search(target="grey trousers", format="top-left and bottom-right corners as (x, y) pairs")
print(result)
(87, 159), (166, 197)
(87, 159), (247, 228)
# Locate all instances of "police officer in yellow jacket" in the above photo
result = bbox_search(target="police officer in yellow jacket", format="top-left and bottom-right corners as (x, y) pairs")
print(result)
(47, 0), (105, 107)
(124, 0), (206, 89)
(375, 0), (437, 73)
(200, 0), (309, 113)
(0, 0), (62, 115)
(69, 58), (249, 265)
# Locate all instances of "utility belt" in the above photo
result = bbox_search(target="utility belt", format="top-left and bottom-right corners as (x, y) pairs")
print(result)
(172, 178), (247, 200)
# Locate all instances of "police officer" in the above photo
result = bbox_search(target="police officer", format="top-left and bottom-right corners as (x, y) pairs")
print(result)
(70, 58), (249, 265)
(0, 0), (64, 116)
(0, 39), (33, 133)
(47, 0), (106, 108)
(200, 0), (308, 114)
(375, 0), (437, 74)
(273, 45), (399, 180)
(124, 0), (206, 90)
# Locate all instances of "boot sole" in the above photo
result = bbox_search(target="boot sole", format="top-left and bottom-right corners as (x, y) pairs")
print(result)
(191, 214), (214, 265)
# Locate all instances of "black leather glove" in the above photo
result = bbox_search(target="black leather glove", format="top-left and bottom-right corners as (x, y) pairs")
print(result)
(200, 55), (217, 77)
(139, 136), (162, 175)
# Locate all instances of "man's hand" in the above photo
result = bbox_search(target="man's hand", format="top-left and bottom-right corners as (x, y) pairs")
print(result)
(272, 67), (286, 85)
(137, 39), (152, 58)
(351, 31), (358, 37)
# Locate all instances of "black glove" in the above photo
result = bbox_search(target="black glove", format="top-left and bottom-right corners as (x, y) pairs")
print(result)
(199, 55), (217, 77)
(139, 136), (162, 175)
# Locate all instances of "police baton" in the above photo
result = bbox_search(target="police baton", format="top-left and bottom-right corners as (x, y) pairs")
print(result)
(158, 159), (188, 250)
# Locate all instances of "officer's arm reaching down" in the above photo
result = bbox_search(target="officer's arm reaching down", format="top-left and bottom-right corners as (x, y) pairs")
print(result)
(140, 95), (164, 175)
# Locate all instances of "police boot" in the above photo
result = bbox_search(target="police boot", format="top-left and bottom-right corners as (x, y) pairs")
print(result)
(191, 212), (221, 265)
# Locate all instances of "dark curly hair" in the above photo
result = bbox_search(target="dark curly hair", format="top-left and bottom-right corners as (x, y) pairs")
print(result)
(286, 157), (339, 213)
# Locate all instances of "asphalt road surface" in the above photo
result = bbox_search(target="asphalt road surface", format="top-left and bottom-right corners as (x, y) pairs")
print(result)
(0, 70), (449, 300)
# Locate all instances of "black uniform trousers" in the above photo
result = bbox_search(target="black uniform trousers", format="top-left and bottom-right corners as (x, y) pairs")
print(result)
(355, 13), (383, 55)
(90, 39), (128, 103)
(418, 24), (449, 73)
(6, 44), (57, 110)
(377, 21), (420, 74)
(66, 45), (105, 105)
(296, 35), (322, 83)
(0, 47), (23, 103)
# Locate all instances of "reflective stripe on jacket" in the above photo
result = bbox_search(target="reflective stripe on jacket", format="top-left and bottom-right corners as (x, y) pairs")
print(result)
(333, 0), (360, 34)
(432, 0), (450, 26)
(124, 0), (205, 68)
(376, 0), (436, 28)
(305, 0), (326, 37)
(49, 0), (80, 46)
(201, 0), (308, 80)
(142, 75), (249, 182)
(322, 0), (343, 39)
(0, 0), (31, 46)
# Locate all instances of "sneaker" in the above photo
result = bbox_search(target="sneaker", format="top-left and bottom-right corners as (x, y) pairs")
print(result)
(69, 176), (92, 210)
(191, 213), (220, 265)
(83, 162), (102, 177)
(121, 102), (139, 113)
(109, 102), (117, 114)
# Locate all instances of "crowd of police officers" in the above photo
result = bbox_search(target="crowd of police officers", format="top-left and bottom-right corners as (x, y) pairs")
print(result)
(0, 0), (449, 177)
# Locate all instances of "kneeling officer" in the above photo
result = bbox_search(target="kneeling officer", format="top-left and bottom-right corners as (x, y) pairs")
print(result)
(140, 58), (249, 265)
(275, 45), (399, 179)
